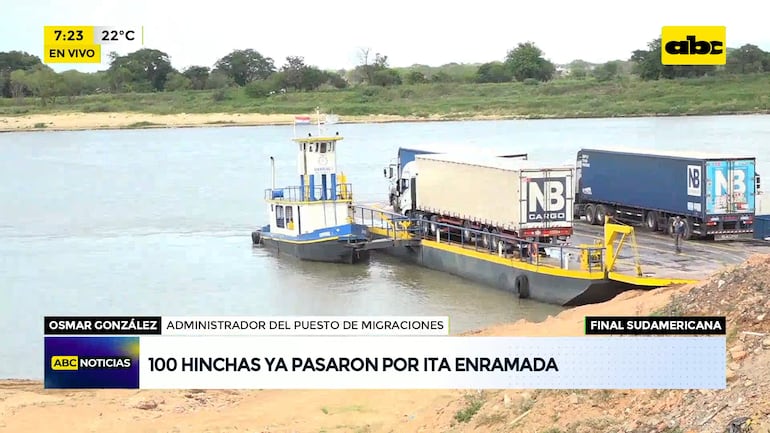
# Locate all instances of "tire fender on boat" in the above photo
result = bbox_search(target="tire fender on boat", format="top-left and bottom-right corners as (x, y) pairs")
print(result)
(251, 231), (262, 245)
(514, 274), (530, 299)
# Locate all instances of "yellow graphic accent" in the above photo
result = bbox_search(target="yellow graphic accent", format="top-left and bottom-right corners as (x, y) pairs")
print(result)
(51, 355), (79, 370)
(44, 44), (101, 64)
(44, 26), (94, 46)
(661, 26), (726, 65)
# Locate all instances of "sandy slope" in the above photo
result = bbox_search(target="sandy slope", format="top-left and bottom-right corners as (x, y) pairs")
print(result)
(0, 112), (512, 132)
(0, 285), (693, 433)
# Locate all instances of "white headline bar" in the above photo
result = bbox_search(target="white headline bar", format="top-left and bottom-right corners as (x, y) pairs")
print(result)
(161, 316), (450, 336)
(139, 336), (726, 389)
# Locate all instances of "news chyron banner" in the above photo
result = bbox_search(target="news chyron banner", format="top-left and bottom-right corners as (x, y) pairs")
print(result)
(43, 26), (144, 64)
(45, 315), (727, 390)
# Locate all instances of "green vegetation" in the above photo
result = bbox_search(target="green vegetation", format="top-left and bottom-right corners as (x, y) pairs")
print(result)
(2, 73), (768, 119)
(1, 38), (770, 119)
(454, 392), (486, 423)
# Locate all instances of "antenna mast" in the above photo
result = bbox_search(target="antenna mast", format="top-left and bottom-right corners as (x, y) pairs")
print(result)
(270, 156), (275, 189)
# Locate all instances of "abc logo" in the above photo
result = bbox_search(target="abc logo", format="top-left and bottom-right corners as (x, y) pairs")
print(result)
(51, 355), (79, 370)
(665, 36), (723, 55)
(661, 26), (726, 65)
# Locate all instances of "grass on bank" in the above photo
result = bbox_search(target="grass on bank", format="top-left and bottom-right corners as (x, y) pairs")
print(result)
(1, 74), (769, 119)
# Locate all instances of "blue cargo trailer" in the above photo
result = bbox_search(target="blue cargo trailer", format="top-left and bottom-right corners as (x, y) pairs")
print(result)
(574, 148), (760, 240)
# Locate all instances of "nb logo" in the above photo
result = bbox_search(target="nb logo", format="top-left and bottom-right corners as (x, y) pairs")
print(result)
(661, 26), (726, 65)
(527, 178), (567, 223)
(715, 169), (746, 195)
(687, 165), (701, 197)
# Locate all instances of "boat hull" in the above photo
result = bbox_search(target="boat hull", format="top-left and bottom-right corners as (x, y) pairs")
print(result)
(371, 235), (631, 307)
(258, 235), (370, 264)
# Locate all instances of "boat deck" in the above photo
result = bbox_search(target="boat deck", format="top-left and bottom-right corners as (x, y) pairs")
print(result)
(353, 202), (770, 286)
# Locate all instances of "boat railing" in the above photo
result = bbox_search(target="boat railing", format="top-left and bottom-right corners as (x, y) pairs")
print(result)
(352, 205), (606, 273)
(265, 183), (354, 203)
(426, 219), (606, 273)
(354, 205), (421, 240)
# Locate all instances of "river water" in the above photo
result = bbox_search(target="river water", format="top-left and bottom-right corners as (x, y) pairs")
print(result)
(2, 114), (770, 379)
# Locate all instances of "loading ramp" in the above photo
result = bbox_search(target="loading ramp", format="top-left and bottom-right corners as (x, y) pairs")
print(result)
(347, 237), (422, 251)
(352, 204), (423, 250)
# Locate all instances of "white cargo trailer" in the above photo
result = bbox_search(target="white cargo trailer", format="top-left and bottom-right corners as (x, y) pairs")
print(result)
(397, 153), (574, 247)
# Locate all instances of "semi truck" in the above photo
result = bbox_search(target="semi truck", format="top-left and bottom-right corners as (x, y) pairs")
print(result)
(573, 148), (760, 240)
(391, 152), (574, 249)
(383, 146), (527, 209)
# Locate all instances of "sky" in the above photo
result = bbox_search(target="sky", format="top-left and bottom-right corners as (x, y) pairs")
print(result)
(1, 0), (768, 73)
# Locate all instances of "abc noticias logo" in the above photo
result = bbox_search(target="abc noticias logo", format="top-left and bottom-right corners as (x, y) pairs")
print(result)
(51, 355), (132, 371)
(661, 26), (726, 65)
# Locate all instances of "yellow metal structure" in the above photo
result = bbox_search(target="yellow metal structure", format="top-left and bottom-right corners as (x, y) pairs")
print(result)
(601, 216), (643, 276)
(579, 240), (603, 271)
(362, 205), (698, 287)
(339, 172), (351, 200)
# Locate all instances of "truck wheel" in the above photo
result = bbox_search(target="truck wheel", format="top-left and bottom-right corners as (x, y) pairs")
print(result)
(429, 215), (438, 235)
(462, 221), (475, 244)
(596, 205), (607, 225)
(514, 274), (530, 299)
(645, 211), (659, 232)
(666, 217), (675, 236)
(490, 228), (501, 252)
(419, 213), (431, 235)
(585, 204), (597, 225)
(683, 217), (693, 240)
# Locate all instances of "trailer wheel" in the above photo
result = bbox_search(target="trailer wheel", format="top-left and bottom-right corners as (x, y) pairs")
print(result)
(585, 204), (597, 225)
(429, 215), (438, 235)
(482, 228), (492, 249)
(645, 211), (659, 232)
(462, 221), (475, 243)
(490, 228), (502, 252)
(596, 205), (608, 225)
(419, 213), (431, 235)
(683, 217), (694, 240)
(514, 274), (530, 299)
(665, 217), (674, 236)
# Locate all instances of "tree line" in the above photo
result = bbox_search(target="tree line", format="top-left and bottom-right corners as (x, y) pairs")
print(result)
(1, 37), (769, 104)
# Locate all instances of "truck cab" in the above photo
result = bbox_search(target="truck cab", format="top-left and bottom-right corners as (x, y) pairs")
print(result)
(395, 160), (418, 214)
(383, 158), (399, 207)
(383, 147), (442, 209)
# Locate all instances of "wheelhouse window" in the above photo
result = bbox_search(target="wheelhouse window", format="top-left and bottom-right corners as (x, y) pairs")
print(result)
(286, 206), (294, 230)
(276, 205), (285, 228)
